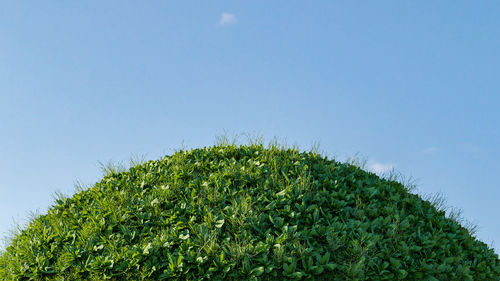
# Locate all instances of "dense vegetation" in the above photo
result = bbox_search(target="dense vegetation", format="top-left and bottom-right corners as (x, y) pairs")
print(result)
(1, 144), (499, 280)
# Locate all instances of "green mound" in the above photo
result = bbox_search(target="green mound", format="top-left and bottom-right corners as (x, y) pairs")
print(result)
(1, 145), (499, 280)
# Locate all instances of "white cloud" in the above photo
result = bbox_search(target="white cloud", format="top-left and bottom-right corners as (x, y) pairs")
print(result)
(423, 146), (439, 154)
(219, 13), (236, 25)
(368, 161), (394, 175)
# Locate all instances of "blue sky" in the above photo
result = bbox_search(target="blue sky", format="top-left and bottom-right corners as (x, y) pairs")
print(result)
(1, 1), (499, 254)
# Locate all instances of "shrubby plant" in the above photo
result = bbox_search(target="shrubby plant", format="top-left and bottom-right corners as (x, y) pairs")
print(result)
(1, 143), (499, 280)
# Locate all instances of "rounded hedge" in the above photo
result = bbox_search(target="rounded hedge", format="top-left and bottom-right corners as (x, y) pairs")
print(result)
(1, 145), (499, 280)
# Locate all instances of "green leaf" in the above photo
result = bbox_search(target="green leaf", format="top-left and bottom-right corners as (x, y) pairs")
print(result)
(215, 219), (225, 228)
(320, 252), (330, 265)
(397, 269), (408, 278)
(151, 198), (159, 206)
(251, 266), (265, 276)
(143, 243), (152, 255)
(323, 263), (337, 271)
(389, 257), (401, 268)
(291, 271), (304, 279)
(177, 255), (184, 266)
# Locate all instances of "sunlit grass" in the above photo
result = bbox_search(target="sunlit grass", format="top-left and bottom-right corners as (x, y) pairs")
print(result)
(1, 137), (498, 280)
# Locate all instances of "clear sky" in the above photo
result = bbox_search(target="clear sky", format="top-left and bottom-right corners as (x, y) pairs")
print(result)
(1, 1), (499, 254)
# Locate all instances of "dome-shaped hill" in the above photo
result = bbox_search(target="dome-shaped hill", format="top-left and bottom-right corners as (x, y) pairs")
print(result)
(1, 145), (499, 280)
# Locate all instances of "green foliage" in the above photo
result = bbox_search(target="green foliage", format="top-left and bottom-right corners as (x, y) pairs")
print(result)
(1, 144), (499, 280)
